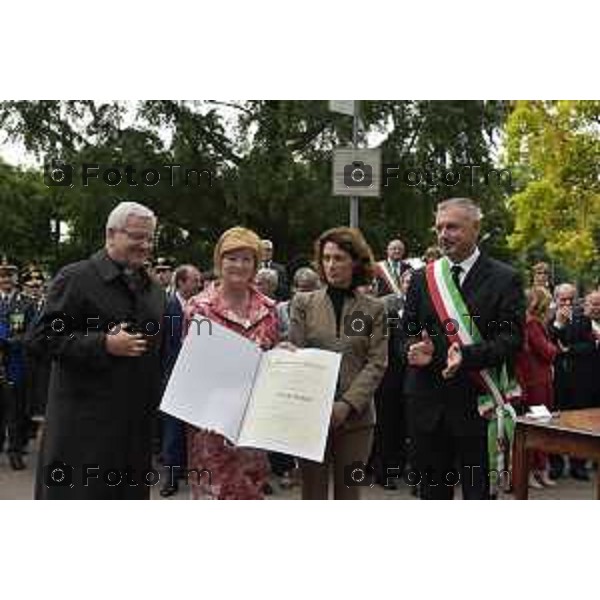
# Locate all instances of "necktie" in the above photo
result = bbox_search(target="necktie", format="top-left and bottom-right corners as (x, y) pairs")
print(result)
(451, 265), (463, 289)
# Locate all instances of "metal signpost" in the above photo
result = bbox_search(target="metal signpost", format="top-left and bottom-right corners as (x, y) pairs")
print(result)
(329, 101), (380, 228)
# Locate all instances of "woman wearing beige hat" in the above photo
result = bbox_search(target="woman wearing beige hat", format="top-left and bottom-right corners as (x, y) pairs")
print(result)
(184, 227), (279, 499)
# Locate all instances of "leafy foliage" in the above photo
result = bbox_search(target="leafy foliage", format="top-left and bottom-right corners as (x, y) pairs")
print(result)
(0, 100), (514, 273)
(506, 100), (600, 283)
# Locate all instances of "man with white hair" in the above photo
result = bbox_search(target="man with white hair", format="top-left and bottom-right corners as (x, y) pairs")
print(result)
(29, 201), (166, 499)
(403, 197), (525, 500)
(260, 239), (289, 300)
(374, 237), (411, 297)
(255, 267), (279, 299)
(276, 267), (321, 342)
(548, 284), (600, 480)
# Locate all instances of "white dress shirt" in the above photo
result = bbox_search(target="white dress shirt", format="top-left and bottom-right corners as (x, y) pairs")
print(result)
(448, 246), (480, 286)
(175, 291), (186, 311)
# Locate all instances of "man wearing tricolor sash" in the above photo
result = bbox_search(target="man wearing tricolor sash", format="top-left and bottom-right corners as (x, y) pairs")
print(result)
(403, 198), (525, 499)
(374, 238), (410, 297)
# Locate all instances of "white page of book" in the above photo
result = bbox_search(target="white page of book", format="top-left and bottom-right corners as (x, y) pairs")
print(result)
(160, 317), (261, 443)
(238, 348), (341, 462)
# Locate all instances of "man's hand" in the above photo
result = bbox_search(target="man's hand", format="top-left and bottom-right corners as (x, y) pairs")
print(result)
(556, 305), (572, 326)
(407, 330), (434, 367)
(442, 342), (462, 379)
(104, 322), (148, 357)
(331, 401), (352, 429)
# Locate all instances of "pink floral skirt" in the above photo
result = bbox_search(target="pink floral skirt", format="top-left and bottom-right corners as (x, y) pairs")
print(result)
(187, 426), (269, 500)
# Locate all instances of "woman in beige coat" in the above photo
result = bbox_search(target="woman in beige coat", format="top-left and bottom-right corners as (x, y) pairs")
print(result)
(288, 227), (388, 499)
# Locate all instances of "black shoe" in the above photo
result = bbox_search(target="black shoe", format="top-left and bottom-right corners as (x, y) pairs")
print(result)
(8, 453), (26, 471)
(160, 482), (179, 497)
(570, 468), (590, 481)
(548, 467), (563, 480)
(262, 482), (274, 495)
(548, 455), (564, 479)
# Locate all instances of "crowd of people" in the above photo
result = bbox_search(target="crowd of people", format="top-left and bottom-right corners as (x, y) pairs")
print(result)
(1, 197), (598, 500)
(0, 261), (47, 471)
(520, 273), (600, 485)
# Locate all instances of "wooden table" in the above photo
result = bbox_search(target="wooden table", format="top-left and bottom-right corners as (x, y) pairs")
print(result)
(512, 408), (600, 499)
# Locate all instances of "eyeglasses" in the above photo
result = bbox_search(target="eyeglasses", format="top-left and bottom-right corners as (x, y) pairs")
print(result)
(119, 229), (156, 243)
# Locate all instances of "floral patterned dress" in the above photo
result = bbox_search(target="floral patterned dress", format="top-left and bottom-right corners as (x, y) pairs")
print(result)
(184, 281), (279, 499)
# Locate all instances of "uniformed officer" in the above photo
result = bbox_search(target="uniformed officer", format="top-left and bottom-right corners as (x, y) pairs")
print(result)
(22, 267), (50, 435)
(0, 257), (34, 470)
(152, 257), (174, 293)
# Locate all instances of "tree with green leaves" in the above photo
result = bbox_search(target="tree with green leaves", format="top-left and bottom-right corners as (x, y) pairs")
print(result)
(0, 100), (514, 274)
(506, 100), (600, 285)
(0, 159), (56, 266)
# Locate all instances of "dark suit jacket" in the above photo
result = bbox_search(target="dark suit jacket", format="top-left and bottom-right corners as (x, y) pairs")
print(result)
(162, 292), (185, 382)
(381, 293), (407, 378)
(24, 298), (51, 417)
(402, 254), (525, 436)
(549, 314), (600, 408)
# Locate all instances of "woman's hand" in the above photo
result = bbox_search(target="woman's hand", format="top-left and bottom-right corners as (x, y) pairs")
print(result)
(442, 342), (462, 379)
(330, 401), (352, 429)
(276, 341), (297, 352)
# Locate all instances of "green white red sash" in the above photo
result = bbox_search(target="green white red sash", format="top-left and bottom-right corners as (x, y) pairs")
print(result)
(425, 257), (518, 494)
(425, 257), (506, 407)
(377, 260), (401, 295)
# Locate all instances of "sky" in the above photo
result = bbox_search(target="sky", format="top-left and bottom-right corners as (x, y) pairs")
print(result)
(0, 134), (36, 167)
(0, 101), (230, 167)
(0, 100), (390, 169)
